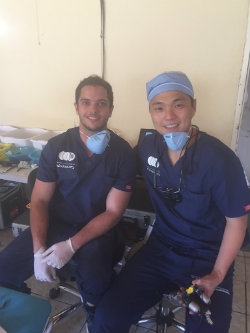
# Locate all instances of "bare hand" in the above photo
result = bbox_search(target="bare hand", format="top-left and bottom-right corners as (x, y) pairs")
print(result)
(192, 270), (222, 298)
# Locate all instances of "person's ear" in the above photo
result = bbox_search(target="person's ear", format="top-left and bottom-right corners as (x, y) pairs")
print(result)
(74, 103), (79, 115)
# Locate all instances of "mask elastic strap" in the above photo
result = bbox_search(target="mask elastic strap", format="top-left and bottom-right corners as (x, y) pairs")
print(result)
(79, 129), (90, 139)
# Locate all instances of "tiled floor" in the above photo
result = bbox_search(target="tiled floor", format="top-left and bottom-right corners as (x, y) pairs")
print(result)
(0, 227), (249, 333)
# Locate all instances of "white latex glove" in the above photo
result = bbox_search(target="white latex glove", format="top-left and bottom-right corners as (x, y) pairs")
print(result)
(34, 247), (57, 282)
(42, 239), (75, 269)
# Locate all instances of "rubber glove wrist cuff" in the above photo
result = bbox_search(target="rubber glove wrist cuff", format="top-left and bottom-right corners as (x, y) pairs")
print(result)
(67, 238), (75, 254)
(34, 247), (46, 257)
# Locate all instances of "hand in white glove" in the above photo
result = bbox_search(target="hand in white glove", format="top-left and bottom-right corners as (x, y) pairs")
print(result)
(34, 247), (57, 282)
(41, 239), (75, 269)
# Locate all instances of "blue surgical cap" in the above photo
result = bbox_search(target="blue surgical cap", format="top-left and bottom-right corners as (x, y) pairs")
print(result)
(146, 71), (194, 103)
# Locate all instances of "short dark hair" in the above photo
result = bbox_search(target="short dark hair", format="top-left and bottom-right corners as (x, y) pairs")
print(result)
(75, 75), (113, 106)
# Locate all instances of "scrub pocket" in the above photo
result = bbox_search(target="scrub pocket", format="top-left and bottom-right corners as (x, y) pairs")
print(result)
(181, 188), (211, 221)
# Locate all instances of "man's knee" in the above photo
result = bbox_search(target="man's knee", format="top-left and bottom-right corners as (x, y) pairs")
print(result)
(0, 229), (34, 289)
(92, 295), (132, 333)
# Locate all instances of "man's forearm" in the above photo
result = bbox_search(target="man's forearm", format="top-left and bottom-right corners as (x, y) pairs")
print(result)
(71, 187), (131, 252)
(70, 210), (120, 252)
(212, 215), (248, 283)
(30, 202), (50, 253)
(192, 215), (248, 297)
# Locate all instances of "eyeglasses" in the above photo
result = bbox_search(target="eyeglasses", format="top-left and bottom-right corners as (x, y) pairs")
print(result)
(153, 162), (183, 206)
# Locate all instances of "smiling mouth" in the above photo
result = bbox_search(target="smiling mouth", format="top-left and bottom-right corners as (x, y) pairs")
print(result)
(164, 124), (178, 129)
(87, 116), (99, 120)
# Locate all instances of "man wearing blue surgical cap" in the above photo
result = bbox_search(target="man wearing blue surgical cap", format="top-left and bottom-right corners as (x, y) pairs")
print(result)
(92, 72), (250, 333)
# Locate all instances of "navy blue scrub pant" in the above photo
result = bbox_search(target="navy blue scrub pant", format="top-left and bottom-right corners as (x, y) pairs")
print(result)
(92, 232), (233, 333)
(0, 222), (121, 306)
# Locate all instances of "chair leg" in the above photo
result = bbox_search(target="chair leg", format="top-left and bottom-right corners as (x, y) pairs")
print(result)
(171, 318), (185, 332)
(137, 313), (158, 325)
(43, 302), (83, 333)
(136, 295), (186, 333)
(44, 282), (83, 333)
(58, 282), (82, 300)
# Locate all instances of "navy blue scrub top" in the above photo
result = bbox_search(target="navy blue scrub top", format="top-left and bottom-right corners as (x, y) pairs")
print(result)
(37, 127), (136, 226)
(137, 131), (250, 254)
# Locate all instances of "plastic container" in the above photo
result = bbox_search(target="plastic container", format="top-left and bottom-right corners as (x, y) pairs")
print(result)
(1, 128), (47, 147)
(0, 143), (13, 161)
(0, 126), (17, 142)
(30, 130), (63, 150)
(28, 149), (42, 165)
(3, 146), (35, 164)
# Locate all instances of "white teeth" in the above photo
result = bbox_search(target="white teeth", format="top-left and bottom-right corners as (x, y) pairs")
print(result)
(166, 124), (177, 128)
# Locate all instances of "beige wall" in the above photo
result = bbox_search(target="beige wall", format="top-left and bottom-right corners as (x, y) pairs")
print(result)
(0, 0), (249, 147)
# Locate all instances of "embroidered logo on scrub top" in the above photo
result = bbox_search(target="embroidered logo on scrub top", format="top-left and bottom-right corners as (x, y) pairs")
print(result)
(57, 151), (76, 170)
(147, 156), (159, 168)
(58, 151), (76, 161)
(146, 156), (160, 177)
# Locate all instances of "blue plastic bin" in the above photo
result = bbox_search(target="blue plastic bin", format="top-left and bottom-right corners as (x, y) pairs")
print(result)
(3, 146), (35, 164)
